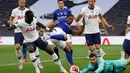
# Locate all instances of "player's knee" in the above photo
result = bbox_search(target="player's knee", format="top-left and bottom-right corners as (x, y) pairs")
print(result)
(95, 44), (101, 49)
(89, 45), (95, 52)
(63, 46), (71, 52)
(15, 44), (21, 50)
(27, 45), (35, 53)
(44, 45), (54, 55)
(63, 34), (67, 41)
(66, 42), (72, 49)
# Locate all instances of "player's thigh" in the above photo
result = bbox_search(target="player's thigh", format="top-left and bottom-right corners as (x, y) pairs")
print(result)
(14, 33), (24, 49)
(92, 33), (101, 45)
(26, 42), (36, 53)
(85, 34), (93, 46)
(51, 39), (66, 49)
(123, 39), (130, 55)
(34, 37), (49, 50)
(66, 34), (72, 49)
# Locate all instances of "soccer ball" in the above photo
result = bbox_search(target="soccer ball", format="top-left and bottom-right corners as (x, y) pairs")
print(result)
(70, 65), (80, 73)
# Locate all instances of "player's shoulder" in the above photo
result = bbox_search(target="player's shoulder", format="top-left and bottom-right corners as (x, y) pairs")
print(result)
(53, 8), (60, 13)
(95, 5), (101, 10)
(64, 7), (70, 11)
(128, 15), (130, 19)
(25, 7), (29, 11)
(12, 7), (19, 12)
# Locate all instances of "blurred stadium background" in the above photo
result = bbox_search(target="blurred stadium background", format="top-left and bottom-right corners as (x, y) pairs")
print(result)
(0, 0), (130, 73)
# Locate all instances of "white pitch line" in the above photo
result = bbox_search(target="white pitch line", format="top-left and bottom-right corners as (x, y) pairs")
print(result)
(0, 57), (86, 67)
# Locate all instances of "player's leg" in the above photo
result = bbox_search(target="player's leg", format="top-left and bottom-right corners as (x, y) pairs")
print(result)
(14, 33), (24, 70)
(51, 39), (74, 66)
(123, 39), (130, 59)
(22, 43), (27, 62)
(93, 33), (105, 57)
(66, 34), (74, 66)
(35, 47), (43, 69)
(85, 34), (95, 58)
(53, 45), (60, 57)
(36, 37), (68, 73)
(26, 43), (40, 73)
(66, 34), (73, 56)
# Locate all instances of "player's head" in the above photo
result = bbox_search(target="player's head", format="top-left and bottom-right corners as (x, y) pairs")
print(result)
(88, 0), (95, 9)
(57, 0), (64, 10)
(25, 10), (34, 23)
(66, 14), (74, 25)
(18, 0), (26, 8)
(89, 53), (97, 65)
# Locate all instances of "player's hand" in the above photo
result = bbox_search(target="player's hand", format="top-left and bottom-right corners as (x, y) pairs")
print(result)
(108, 25), (115, 30)
(104, 31), (108, 35)
(4, 22), (10, 28)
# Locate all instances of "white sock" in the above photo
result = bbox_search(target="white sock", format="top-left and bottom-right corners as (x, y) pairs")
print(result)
(29, 53), (40, 73)
(15, 49), (22, 63)
(35, 48), (41, 64)
(51, 53), (66, 72)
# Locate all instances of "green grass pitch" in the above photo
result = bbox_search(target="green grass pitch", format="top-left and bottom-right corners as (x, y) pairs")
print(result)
(0, 45), (129, 73)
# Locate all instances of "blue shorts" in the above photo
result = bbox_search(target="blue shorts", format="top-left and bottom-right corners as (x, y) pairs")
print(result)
(123, 39), (130, 55)
(26, 37), (48, 50)
(14, 32), (24, 45)
(85, 33), (101, 46)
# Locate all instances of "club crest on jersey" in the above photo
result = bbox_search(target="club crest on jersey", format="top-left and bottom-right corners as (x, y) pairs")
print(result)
(88, 15), (98, 19)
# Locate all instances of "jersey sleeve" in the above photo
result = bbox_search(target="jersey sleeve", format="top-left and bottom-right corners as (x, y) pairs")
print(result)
(11, 9), (15, 17)
(80, 63), (92, 73)
(14, 21), (22, 28)
(53, 11), (58, 21)
(127, 16), (130, 24)
(68, 9), (72, 15)
(94, 58), (104, 73)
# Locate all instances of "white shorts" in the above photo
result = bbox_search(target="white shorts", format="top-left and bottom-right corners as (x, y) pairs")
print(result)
(50, 39), (66, 49)
(50, 27), (66, 35)
(66, 34), (72, 42)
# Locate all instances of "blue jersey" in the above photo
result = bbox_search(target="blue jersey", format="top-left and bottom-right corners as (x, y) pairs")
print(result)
(55, 19), (71, 34)
(53, 8), (72, 22)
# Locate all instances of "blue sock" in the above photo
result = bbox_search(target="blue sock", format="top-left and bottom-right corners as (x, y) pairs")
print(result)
(66, 51), (74, 66)
(50, 34), (64, 40)
(22, 43), (27, 59)
(54, 47), (60, 57)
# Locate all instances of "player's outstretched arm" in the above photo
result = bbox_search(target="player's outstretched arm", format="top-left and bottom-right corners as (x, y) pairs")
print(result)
(76, 14), (83, 22)
(71, 24), (85, 35)
(80, 64), (91, 73)
(94, 58), (104, 73)
(101, 16), (115, 30)
(5, 22), (16, 30)
(99, 16), (108, 35)
(47, 20), (58, 28)
(36, 22), (50, 31)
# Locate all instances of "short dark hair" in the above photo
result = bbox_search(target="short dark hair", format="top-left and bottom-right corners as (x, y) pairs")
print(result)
(57, 0), (64, 3)
(25, 10), (34, 17)
(89, 53), (97, 58)
(66, 14), (74, 18)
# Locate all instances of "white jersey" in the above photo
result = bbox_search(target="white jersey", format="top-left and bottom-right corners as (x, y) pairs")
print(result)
(125, 15), (130, 40)
(14, 17), (39, 42)
(80, 5), (101, 34)
(11, 7), (29, 33)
